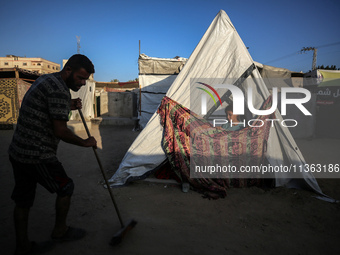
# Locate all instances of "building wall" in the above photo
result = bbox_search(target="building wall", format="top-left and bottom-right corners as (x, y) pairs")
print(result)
(100, 92), (137, 118)
(0, 55), (60, 74)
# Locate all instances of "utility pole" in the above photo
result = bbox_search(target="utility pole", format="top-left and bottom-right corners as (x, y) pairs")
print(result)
(76, 36), (81, 54)
(300, 47), (317, 70)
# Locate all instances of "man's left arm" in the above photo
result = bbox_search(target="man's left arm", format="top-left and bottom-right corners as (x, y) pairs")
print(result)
(50, 95), (96, 147)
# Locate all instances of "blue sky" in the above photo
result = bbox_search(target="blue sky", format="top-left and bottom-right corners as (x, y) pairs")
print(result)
(1, 0), (339, 82)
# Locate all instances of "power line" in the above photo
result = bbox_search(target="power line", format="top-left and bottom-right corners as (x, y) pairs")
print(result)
(317, 41), (340, 49)
(264, 41), (340, 65)
(265, 51), (299, 64)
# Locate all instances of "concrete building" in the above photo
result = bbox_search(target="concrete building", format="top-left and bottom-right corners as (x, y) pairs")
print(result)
(0, 55), (60, 74)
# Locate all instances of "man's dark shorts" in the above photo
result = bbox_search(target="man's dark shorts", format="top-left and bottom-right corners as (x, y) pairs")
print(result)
(10, 156), (74, 208)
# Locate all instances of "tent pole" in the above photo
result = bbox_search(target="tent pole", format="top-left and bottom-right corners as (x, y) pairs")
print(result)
(203, 63), (256, 120)
(138, 40), (142, 116)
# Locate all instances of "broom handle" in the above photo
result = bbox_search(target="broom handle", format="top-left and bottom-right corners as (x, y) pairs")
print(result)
(78, 109), (124, 228)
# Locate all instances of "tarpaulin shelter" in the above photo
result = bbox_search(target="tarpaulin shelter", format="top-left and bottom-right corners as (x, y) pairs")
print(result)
(138, 54), (187, 128)
(69, 80), (95, 121)
(255, 61), (304, 90)
(109, 10), (324, 197)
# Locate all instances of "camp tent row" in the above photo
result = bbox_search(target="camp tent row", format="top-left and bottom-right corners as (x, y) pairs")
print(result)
(109, 10), (324, 197)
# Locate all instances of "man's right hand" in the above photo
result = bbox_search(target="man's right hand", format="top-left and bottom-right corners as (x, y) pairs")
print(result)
(84, 136), (97, 149)
(53, 119), (98, 148)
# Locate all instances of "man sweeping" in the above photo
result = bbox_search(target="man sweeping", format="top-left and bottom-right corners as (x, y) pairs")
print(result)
(8, 54), (97, 254)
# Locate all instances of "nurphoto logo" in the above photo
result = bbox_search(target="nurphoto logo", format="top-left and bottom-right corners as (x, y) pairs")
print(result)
(196, 82), (312, 128)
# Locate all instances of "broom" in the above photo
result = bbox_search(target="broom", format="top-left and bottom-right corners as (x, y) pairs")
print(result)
(78, 109), (137, 245)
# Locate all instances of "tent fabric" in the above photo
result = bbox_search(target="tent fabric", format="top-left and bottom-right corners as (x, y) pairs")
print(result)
(139, 54), (187, 75)
(255, 62), (295, 89)
(258, 64), (292, 79)
(254, 62), (315, 139)
(157, 96), (273, 198)
(139, 74), (178, 127)
(69, 80), (95, 121)
(109, 10), (322, 196)
(139, 58), (187, 128)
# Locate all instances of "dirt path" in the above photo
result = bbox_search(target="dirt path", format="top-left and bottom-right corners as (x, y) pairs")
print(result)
(1, 125), (340, 255)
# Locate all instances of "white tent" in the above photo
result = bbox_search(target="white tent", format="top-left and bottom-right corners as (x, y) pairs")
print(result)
(109, 10), (323, 196)
(138, 54), (187, 128)
(69, 79), (95, 121)
(254, 62), (316, 139)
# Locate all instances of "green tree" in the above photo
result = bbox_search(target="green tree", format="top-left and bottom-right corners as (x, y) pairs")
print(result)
(127, 78), (139, 82)
(316, 65), (339, 70)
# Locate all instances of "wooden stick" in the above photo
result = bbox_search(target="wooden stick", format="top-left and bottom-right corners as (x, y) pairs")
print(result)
(78, 109), (124, 228)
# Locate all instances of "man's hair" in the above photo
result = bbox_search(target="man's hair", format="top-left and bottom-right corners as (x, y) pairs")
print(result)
(64, 54), (95, 74)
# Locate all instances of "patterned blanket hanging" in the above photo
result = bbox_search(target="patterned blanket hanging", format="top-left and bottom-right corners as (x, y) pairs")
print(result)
(157, 96), (274, 199)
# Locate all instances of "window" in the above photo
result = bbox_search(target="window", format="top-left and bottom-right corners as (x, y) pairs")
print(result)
(23, 63), (27, 66)
(37, 63), (41, 66)
(4, 62), (8, 65)
(48, 65), (50, 68)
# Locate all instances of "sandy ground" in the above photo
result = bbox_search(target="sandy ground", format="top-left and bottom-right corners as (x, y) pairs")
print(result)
(1, 124), (340, 255)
